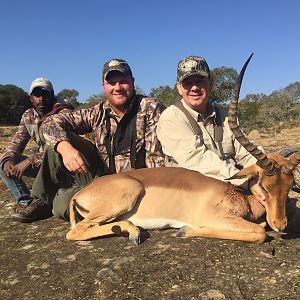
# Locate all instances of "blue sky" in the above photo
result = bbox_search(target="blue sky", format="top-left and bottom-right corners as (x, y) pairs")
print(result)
(0, 0), (299, 103)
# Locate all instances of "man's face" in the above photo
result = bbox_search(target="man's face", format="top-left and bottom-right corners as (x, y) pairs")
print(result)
(177, 75), (212, 113)
(30, 87), (54, 116)
(102, 71), (134, 116)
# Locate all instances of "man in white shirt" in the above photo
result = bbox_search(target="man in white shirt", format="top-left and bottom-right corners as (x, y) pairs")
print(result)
(157, 55), (264, 200)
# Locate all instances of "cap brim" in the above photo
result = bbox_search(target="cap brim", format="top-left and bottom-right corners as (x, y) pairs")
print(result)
(30, 85), (53, 95)
(103, 68), (131, 81)
(178, 71), (210, 83)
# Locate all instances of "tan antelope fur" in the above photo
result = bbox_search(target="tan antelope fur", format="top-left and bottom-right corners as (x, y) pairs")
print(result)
(66, 54), (300, 244)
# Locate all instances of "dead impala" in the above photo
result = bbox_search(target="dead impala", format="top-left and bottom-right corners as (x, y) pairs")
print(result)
(66, 54), (300, 244)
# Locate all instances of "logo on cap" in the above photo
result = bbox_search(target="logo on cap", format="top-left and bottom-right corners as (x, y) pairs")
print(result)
(29, 78), (54, 95)
(102, 58), (132, 81)
(108, 60), (121, 67)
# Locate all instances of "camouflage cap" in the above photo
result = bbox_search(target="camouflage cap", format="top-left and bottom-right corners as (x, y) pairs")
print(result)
(102, 58), (132, 81)
(29, 77), (54, 94)
(177, 56), (210, 83)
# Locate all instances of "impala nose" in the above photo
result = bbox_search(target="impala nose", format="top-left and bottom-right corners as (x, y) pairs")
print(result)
(273, 218), (287, 231)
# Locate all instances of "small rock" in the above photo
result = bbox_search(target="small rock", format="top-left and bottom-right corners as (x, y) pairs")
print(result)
(56, 254), (76, 263)
(20, 244), (35, 250)
(95, 268), (122, 284)
(260, 251), (274, 259)
(199, 289), (226, 299)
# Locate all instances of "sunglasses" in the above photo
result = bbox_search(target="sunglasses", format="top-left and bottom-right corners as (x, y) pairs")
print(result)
(31, 87), (51, 97)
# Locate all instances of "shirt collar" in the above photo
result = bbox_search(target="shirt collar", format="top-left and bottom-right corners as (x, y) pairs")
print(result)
(103, 100), (121, 122)
(32, 108), (42, 119)
(103, 92), (138, 122)
(181, 99), (216, 123)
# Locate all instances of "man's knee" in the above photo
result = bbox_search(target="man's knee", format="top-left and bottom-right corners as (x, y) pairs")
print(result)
(52, 202), (69, 221)
(0, 164), (6, 178)
(44, 146), (64, 170)
(52, 187), (80, 221)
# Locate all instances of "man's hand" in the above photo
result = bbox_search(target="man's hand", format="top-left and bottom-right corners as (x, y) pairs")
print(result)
(3, 160), (15, 177)
(57, 141), (88, 173)
(11, 159), (32, 179)
(249, 180), (266, 202)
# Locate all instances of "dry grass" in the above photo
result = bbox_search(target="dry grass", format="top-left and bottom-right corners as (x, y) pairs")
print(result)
(0, 126), (38, 156)
(249, 125), (300, 152)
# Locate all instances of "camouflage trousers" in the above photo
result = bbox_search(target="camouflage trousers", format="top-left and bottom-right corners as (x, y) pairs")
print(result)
(31, 134), (105, 221)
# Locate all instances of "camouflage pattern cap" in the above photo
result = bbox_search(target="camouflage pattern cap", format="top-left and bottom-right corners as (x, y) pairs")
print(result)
(29, 78), (54, 94)
(177, 56), (210, 83)
(102, 58), (132, 81)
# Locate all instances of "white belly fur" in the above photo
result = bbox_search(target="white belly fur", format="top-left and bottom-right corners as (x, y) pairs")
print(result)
(127, 216), (193, 230)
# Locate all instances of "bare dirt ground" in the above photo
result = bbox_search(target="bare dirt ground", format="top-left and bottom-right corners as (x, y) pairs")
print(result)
(0, 125), (300, 300)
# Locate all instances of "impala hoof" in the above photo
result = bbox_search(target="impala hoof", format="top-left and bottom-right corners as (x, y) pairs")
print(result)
(259, 222), (267, 228)
(177, 226), (187, 237)
(129, 235), (141, 245)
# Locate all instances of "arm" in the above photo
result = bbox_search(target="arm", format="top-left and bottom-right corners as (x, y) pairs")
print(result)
(56, 141), (88, 173)
(144, 99), (166, 168)
(9, 158), (32, 179)
(40, 105), (99, 149)
(2, 158), (32, 179)
(40, 105), (101, 172)
(29, 151), (45, 168)
(1, 114), (31, 166)
(2, 160), (16, 177)
(29, 106), (72, 167)
(0, 112), (40, 178)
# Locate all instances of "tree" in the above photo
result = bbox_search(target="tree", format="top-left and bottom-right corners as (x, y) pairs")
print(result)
(57, 89), (80, 109)
(79, 93), (107, 109)
(0, 84), (31, 125)
(272, 81), (300, 103)
(149, 85), (180, 107)
(267, 93), (296, 122)
(238, 89), (299, 131)
(238, 93), (265, 129)
(237, 81), (300, 131)
(209, 67), (238, 105)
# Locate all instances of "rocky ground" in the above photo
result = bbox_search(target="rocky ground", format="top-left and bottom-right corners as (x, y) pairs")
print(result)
(0, 126), (300, 300)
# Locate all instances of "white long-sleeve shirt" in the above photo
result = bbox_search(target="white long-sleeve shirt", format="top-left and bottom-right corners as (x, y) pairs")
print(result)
(157, 99), (257, 188)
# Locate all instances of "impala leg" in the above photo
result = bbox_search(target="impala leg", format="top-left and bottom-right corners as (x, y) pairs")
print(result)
(177, 218), (267, 243)
(66, 220), (141, 244)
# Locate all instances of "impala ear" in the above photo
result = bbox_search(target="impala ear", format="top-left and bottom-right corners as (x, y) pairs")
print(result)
(226, 164), (260, 180)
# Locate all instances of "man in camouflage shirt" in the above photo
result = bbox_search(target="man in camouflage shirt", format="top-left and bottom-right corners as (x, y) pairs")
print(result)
(15, 59), (165, 222)
(0, 78), (70, 218)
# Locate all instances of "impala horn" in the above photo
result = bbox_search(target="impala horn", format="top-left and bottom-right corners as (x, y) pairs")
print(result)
(228, 53), (278, 176)
(281, 151), (300, 174)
